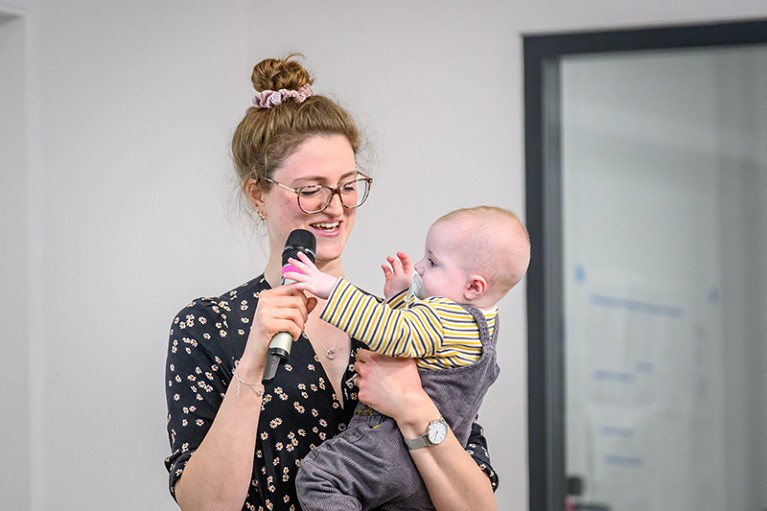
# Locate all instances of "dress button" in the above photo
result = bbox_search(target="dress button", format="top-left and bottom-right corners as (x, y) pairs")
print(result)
(338, 423), (347, 432)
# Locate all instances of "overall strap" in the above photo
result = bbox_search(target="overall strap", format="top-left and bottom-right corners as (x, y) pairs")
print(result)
(459, 304), (499, 347)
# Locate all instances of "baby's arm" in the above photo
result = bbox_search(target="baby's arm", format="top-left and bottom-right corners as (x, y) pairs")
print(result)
(322, 279), (444, 359)
(382, 251), (413, 300)
(283, 252), (339, 299)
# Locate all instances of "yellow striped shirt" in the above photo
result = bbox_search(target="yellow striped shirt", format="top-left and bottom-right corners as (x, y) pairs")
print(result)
(320, 278), (497, 370)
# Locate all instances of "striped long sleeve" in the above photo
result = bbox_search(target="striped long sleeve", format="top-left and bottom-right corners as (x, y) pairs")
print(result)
(320, 278), (491, 369)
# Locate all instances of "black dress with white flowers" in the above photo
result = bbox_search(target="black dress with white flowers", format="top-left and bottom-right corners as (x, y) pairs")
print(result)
(164, 275), (497, 511)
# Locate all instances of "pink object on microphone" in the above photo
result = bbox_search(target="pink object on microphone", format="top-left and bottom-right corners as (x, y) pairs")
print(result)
(282, 264), (301, 276)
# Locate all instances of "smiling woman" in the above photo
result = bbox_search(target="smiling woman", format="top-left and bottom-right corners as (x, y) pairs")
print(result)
(163, 54), (500, 511)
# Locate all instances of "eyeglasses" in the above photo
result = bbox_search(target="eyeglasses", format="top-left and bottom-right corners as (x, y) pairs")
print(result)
(260, 173), (373, 214)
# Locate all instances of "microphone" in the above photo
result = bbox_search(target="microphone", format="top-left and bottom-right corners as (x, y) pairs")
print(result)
(262, 228), (316, 383)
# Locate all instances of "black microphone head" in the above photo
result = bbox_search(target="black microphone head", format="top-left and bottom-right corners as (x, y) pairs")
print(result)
(282, 229), (317, 266)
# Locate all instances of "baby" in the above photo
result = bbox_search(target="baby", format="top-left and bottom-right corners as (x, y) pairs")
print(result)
(288, 206), (531, 511)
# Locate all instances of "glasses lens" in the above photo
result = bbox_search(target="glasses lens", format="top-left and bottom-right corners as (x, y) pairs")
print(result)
(297, 185), (331, 214)
(343, 177), (371, 208)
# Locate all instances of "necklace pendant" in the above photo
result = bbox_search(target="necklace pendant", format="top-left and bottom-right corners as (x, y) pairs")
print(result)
(325, 349), (336, 360)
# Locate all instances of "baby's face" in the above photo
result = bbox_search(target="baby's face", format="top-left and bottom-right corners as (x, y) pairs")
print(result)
(413, 220), (471, 303)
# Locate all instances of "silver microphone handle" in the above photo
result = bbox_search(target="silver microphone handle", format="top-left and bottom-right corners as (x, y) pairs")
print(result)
(268, 331), (293, 356)
(261, 276), (297, 383)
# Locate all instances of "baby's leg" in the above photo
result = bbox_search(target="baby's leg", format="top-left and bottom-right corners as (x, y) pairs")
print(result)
(296, 408), (419, 511)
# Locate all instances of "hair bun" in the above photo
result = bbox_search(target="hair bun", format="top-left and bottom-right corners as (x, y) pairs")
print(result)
(251, 54), (313, 92)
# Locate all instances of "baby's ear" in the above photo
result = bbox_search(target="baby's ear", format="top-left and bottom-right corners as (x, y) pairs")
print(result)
(464, 275), (488, 301)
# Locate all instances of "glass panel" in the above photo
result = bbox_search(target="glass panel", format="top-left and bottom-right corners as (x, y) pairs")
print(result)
(561, 46), (767, 511)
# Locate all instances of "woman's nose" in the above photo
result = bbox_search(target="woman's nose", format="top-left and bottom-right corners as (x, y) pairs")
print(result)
(324, 190), (345, 215)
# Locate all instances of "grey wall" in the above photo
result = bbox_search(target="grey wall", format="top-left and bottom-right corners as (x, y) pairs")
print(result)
(4, 0), (767, 509)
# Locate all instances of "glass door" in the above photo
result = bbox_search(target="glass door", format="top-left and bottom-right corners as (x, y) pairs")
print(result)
(525, 20), (767, 511)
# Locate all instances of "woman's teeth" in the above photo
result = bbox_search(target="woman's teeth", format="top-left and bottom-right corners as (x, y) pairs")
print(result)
(312, 222), (339, 232)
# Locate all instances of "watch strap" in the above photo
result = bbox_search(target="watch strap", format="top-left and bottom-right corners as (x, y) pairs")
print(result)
(404, 434), (430, 450)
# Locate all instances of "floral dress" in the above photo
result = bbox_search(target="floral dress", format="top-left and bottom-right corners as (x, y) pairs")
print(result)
(164, 275), (498, 511)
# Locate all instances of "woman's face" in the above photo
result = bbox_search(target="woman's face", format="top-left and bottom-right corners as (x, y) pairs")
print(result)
(258, 134), (359, 271)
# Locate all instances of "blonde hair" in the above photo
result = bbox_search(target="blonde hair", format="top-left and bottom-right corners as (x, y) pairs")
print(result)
(231, 54), (361, 193)
(434, 206), (531, 302)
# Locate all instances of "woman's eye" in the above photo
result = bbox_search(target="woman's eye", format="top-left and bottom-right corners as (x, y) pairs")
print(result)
(340, 182), (358, 193)
(298, 186), (322, 197)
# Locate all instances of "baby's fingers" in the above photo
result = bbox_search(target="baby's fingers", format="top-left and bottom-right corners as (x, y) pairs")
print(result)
(282, 271), (308, 283)
(287, 254), (315, 275)
(396, 251), (412, 271)
(387, 254), (404, 272)
(296, 251), (316, 266)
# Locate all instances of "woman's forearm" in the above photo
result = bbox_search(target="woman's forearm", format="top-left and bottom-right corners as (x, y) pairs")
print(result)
(174, 360), (264, 511)
(397, 399), (497, 511)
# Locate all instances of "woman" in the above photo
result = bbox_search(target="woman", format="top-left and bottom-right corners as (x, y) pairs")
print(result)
(164, 55), (498, 511)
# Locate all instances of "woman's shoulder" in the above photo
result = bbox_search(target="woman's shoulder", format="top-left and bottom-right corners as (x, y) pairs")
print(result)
(169, 275), (268, 343)
(167, 276), (269, 367)
(175, 275), (268, 317)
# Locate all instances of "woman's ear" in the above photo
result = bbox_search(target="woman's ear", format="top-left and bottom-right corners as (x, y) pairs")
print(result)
(245, 178), (265, 210)
(464, 274), (488, 301)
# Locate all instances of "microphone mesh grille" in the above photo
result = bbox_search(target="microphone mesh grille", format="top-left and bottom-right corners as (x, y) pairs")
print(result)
(282, 229), (316, 265)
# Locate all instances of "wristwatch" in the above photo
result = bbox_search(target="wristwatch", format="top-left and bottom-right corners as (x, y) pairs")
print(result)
(404, 417), (449, 450)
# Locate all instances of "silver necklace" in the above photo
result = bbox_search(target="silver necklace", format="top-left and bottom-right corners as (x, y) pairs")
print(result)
(307, 334), (340, 360)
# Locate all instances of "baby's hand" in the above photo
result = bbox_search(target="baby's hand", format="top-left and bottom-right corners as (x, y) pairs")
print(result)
(382, 251), (413, 299)
(283, 251), (338, 300)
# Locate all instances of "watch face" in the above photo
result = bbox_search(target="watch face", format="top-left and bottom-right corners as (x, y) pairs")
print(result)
(427, 420), (448, 444)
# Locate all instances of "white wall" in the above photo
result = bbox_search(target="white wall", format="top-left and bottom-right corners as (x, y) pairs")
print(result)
(8, 0), (767, 510)
(1, 8), (30, 511)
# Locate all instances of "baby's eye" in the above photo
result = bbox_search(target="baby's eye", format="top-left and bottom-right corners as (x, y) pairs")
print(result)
(428, 258), (437, 267)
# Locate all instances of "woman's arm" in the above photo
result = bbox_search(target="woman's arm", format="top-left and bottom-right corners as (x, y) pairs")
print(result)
(354, 350), (497, 511)
(171, 286), (315, 511)
(174, 357), (265, 511)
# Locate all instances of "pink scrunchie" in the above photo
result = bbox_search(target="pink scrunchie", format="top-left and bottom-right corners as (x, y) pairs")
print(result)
(252, 84), (314, 109)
